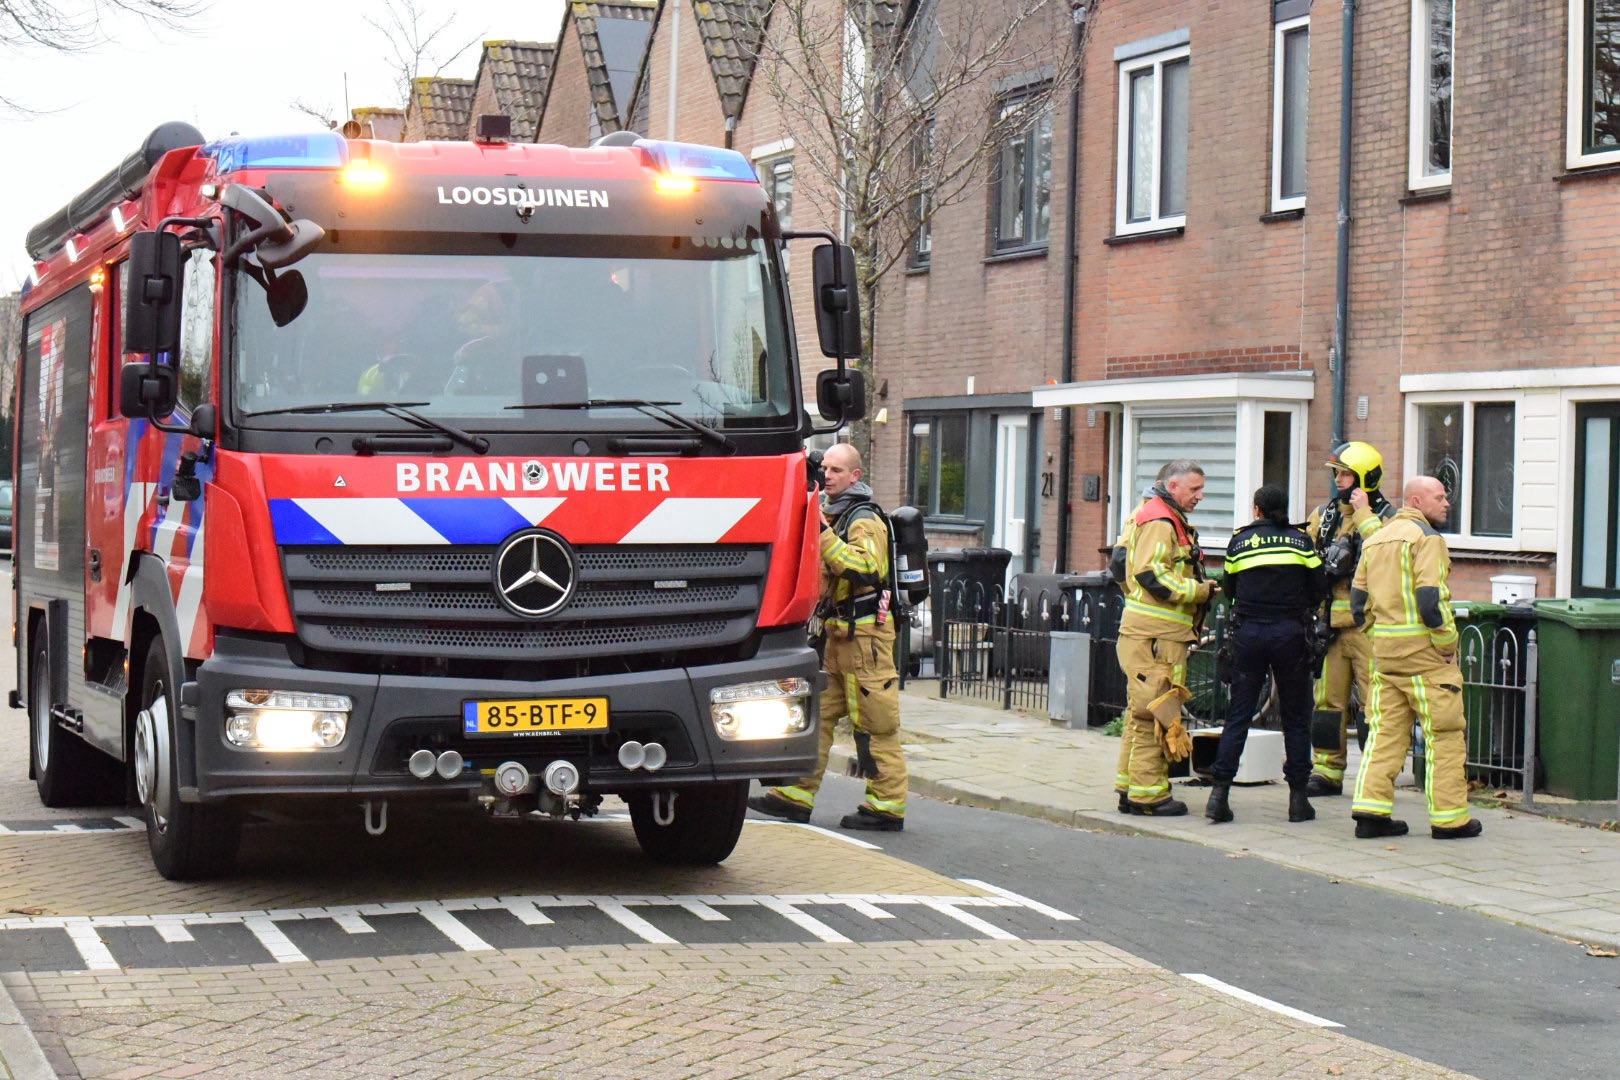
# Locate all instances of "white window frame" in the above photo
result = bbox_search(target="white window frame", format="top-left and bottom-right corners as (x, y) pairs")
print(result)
(1272, 15), (1310, 212)
(1567, 0), (1620, 169)
(1402, 390), (1523, 552)
(1409, 0), (1454, 190)
(1115, 44), (1190, 236)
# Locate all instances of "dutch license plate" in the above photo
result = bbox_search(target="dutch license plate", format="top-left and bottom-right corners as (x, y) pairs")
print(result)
(462, 697), (609, 736)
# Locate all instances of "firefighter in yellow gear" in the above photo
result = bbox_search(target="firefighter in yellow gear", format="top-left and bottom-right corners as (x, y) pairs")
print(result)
(1107, 465), (1175, 813)
(1303, 441), (1395, 796)
(1348, 476), (1482, 840)
(1115, 460), (1213, 816)
(749, 444), (908, 831)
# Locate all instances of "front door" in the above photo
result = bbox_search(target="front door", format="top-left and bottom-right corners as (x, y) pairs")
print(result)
(1574, 402), (1620, 598)
(992, 413), (1029, 581)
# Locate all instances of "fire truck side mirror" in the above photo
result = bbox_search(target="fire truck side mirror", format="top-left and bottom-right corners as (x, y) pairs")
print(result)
(816, 368), (867, 423)
(119, 361), (178, 422)
(124, 231), (184, 355)
(811, 243), (863, 360)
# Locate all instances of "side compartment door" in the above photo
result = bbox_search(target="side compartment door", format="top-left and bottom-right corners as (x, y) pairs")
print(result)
(18, 285), (92, 728)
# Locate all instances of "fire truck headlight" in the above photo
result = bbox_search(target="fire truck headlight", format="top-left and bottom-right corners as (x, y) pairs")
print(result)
(224, 690), (351, 751)
(709, 679), (812, 740)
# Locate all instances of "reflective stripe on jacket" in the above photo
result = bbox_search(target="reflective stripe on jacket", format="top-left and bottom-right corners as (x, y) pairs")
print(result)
(821, 506), (893, 637)
(1120, 500), (1206, 642)
(1349, 507), (1457, 674)
(1306, 498), (1394, 628)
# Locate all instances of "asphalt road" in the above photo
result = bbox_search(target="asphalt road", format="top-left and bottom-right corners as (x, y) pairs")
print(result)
(817, 770), (1620, 1080)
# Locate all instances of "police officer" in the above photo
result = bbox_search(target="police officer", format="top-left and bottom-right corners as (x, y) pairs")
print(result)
(1303, 441), (1395, 797)
(1116, 460), (1214, 816)
(749, 443), (908, 831)
(1206, 486), (1326, 824)
(1349, 476), (1482, 840)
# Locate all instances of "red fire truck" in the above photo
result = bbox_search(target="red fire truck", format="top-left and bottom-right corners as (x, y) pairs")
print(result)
(12, 121), (867, 879)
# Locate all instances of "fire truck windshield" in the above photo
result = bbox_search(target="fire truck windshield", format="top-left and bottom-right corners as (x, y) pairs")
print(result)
(232, 238), (796, 431)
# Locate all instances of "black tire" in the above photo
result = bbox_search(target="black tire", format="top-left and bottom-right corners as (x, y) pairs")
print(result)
(627, 780), (749, 865)
(30, 638), (119, 807)
(134, 637), (239, 880)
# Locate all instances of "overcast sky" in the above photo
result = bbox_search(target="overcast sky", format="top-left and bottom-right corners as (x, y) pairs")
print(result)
(0, 0), (567, 292)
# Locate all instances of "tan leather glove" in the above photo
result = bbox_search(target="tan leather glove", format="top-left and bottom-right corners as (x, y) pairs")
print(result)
(1157, 717), (1193, 762)
(1147, 684), (1192, 726)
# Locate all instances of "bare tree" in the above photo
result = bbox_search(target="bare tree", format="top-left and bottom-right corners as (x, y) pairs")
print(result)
(752, 0), (1092, 430)
(1, 0), (202, 109)
(367, 0), (484, 107)
(0, 0), (200, 51)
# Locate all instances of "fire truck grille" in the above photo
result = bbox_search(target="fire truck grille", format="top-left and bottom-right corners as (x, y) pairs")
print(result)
(282, 544), (769, 661)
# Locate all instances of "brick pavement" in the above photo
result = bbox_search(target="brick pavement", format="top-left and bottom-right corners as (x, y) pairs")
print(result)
(5, 941), (1475, 1079)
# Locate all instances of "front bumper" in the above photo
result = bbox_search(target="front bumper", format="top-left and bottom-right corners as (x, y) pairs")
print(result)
(187, 629), (821, 801)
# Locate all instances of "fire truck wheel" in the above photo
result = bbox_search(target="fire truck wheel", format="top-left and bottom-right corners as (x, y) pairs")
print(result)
(30, 638), (120, 808)
(134, 637), (240, 881)
(626, 780), (749, 865)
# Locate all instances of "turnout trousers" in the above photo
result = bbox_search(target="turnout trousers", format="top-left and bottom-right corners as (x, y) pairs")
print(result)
(1311, 625), (1373, 784)
(770, 625), (908, 819)
(1115, 634), (1190, 805)
(1350, 664), (1473, 829)
(1213, 618), (1314, 787)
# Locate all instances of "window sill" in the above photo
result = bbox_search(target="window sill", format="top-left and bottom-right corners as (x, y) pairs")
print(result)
(1259, 208), (1304, 223)
(904, 262), (932, 276)
(1400, 187), (1451, 205)
(923, 519), (985, 534)
(1104, 226), (1186, 246)
(983, 246), (1049, 265)
(1557, 162), (1620, 184)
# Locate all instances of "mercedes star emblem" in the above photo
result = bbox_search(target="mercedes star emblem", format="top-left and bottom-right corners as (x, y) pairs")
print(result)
(492, 529), (576, 618)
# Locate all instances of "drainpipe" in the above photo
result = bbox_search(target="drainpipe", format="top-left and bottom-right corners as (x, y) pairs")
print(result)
(1055, 3), (1088, 573)
(1330, 0), (1356, 447)
(666, 0), (681, 140)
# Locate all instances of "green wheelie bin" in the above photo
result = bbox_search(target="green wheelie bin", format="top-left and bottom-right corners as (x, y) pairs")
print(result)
(1531, 599), (1620, 800)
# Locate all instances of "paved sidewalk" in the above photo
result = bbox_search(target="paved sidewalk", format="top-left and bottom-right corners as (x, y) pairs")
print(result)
(851, 685), (1620, 952)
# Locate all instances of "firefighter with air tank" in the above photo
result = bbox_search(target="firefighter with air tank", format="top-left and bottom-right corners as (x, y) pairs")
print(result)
(1302, 442), (1396, 797)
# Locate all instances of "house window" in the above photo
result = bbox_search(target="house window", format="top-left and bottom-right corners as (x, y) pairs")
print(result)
(910, 415), (969, 517)
(1415, 401), (1516, 539)
(1117, 45), (1189, 235)
(992, 94), (1052, 251)
(1115, 396), (1308, 547)
(1568, 0), (1620, 167)
(911, 118), (935, 267)
(1410, 0), (1453, 189)
(1272, 16), (1309, 211)
(760, 155), (793, 231)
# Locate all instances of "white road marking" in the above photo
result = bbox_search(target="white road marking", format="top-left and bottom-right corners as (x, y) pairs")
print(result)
(593, 900), (677, 944)
(959, 879), (1079, 921)
(0, 888), (1077, 970)
(1181, 973), (1343, 1028)
(920, 899), (1019, 941)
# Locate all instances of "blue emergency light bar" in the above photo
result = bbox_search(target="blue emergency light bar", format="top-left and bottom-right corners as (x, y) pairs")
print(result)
(203, 132), (350, 174)
(638, 140), (758, 183)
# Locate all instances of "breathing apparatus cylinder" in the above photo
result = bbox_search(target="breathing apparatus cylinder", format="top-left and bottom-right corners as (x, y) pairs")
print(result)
(888, 505), (930, 606)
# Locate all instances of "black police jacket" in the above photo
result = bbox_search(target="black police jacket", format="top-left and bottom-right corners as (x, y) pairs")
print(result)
(1222, 520), (1328, 623)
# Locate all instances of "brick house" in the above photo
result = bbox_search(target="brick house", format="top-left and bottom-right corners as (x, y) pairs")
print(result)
(536, 1), (659, 146)
(401, 76), (477, 142)
(470, 41), (557, 143)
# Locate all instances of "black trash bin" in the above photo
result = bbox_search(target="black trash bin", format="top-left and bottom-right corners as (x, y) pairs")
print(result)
(930, 547), (1012, 676)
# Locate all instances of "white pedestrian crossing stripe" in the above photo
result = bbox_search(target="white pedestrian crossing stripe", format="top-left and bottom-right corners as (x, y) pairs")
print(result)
(0, 887), (1080, 972)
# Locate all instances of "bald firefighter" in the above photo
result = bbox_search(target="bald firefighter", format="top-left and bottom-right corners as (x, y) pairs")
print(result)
(749, 443), (908, 831)
(1303, 441), (1396, 796)
(1115, 459), (1214, 816)
(1349, 476), (1482, 840)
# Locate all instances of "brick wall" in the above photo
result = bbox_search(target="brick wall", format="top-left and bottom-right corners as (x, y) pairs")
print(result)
(536, 20), (592, 147)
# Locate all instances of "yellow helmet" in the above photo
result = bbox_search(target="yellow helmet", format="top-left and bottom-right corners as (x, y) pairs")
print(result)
(1325, 441), (1384, 492)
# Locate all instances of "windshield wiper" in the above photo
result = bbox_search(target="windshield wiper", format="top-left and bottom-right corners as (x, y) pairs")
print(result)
(243, 401), (490, 454)
(508, 398), (734, 452)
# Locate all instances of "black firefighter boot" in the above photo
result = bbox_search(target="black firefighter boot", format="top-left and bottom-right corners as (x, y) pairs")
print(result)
(1288, 782), (1315, 823)
(1205, 782), (1234, 824)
